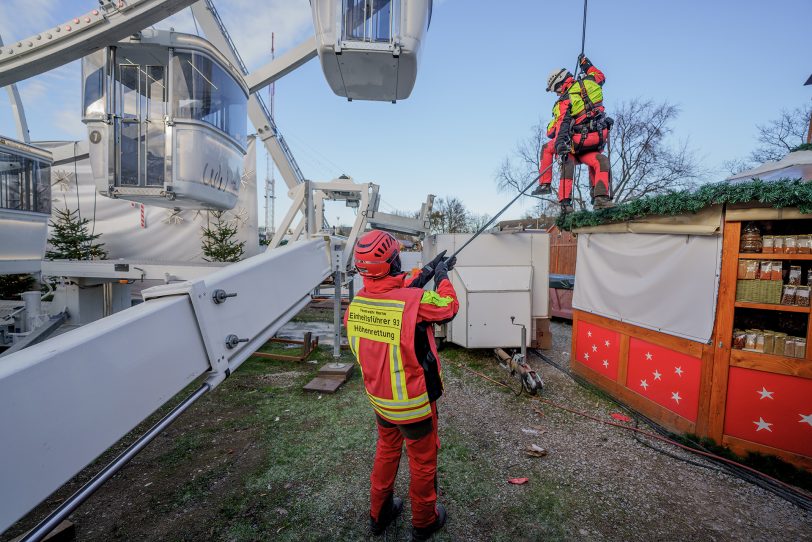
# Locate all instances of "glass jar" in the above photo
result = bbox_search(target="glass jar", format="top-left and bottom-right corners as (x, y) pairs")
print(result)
(798, 235), (811, 254)
(773, 235), (785, 253)
(762, 331), (775, 355)
(785, 235), (798, 254)
(774, 333), (787, 356)
(796, 338), (807, 359)
(785, 338), (797, 358)
(740, 222), (762, 253)
(762, 235), (774, 254)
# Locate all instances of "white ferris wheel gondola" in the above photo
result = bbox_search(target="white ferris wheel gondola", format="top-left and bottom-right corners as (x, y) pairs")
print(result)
(0, 137), (51, 275)
(81, 29), (248, 211)
(311, 0), (432, 102)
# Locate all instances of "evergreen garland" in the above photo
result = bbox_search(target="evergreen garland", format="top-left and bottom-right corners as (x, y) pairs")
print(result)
(46, 206), (107, 260)
(201, 211), (245, 262)
(791, 143), (812, 153)
(557, 178), (812, 231)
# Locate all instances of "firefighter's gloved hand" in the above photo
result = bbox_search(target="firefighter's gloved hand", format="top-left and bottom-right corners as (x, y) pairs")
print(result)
(434, 260), (450, 285)
(443, 255), (457, 271)
(578, 54), (593, 70)
(555, 140), (570, 160)
(428, 250), (447, 270)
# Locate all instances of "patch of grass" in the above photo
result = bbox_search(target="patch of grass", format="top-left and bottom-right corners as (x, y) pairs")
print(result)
(157, 432), (209, 468)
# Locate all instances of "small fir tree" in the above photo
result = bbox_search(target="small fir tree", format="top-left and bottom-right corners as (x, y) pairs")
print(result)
(201, 211), (245, 262)
(46, 206), (107, 260)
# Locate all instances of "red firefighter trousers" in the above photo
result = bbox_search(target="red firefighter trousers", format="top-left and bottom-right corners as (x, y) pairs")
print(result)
(370, 403), (440, 528)
(539, 130), (611, 202)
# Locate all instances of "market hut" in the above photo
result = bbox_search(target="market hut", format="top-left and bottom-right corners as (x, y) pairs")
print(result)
(561, 156), (812, 471)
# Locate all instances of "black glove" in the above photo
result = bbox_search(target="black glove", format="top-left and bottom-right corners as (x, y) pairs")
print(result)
(428, 249), (447, 270)
(434, 260), (450, 285)
(555, 138), (570, 159)
(444, 255), (457, 272)
(406, 250), (447, 288)
(578, 54), (593, 70)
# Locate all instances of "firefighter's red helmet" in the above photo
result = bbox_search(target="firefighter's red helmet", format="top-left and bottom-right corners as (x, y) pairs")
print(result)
(354, 230), (399, 278)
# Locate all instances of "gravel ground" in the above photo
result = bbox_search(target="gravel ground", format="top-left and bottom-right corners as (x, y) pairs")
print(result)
(437, 320), (812, 541)
(4, 318), (810, 542)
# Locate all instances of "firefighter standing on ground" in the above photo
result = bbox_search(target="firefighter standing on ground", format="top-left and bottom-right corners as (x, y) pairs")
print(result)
(533, 54), (615, 213)
(344, 230), (459, 541)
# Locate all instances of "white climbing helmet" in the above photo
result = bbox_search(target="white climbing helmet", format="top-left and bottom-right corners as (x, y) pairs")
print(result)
(546, 67), (571, 92)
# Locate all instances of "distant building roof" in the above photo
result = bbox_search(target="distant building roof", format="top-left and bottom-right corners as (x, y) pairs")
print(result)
(726, 150), (812, 183)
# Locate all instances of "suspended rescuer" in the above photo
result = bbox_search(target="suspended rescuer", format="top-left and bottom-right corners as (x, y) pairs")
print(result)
(533, 54), (615, 213)
(344, 230), (459, 541)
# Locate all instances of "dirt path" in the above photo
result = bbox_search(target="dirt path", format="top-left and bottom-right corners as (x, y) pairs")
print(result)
(4, 319), (810, 541)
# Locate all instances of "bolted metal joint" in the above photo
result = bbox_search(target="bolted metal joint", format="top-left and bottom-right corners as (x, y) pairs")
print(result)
(212, 289), (238, 304)
(225, 334), (249, 349)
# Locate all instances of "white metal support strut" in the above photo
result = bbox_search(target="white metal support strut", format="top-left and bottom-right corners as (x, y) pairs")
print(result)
(0, 238), (332, 533)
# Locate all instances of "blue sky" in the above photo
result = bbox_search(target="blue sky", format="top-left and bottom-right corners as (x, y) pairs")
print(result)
(1, 0), (810, 227)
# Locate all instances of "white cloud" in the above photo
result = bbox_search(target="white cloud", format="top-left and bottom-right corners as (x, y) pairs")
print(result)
(0, 0), (62, 44)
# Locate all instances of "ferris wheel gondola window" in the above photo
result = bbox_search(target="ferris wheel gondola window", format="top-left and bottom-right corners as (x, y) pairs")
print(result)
(0, 147), (51, 215)
(171, 51), (248, 148)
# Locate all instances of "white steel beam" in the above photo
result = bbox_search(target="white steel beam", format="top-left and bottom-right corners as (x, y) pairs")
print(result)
(1, 33), (30, 143)
(0, 0), (198, 87)
(41, 259), (226, 282)
(245, 37), (318, 95)
(190, 1), (306, 190)
(0, 238), (331, 532)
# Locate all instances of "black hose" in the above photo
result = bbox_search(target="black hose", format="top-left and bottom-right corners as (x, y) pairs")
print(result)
(530, 348), (812, 511)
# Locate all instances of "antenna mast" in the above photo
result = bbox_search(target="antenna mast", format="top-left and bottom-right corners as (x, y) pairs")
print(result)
(265, 32), (277, 238)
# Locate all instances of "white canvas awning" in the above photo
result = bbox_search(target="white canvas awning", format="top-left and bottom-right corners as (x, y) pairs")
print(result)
(573, 232), (723, 343)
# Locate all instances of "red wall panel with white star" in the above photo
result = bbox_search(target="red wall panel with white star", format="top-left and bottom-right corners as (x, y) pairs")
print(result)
(625, 338), (702, 422)
(724, 367), (812, 458)
(574, 322), (620, 381)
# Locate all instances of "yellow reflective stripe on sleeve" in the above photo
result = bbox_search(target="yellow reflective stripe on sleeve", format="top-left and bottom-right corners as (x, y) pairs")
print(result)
(367, 391), (428, 409)
(420, 290), (454, 308)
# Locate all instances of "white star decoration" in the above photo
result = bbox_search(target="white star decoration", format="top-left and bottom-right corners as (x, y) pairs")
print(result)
(587, 330), (592, 338)
(645, 352), (653, 361)
(640, 379), (649, 390)
(591, 344), (598, 352)
(800, 413), (812, 427)
(653, 370), (662, 381)
(604, 340), (611, 348)
(240, 168), (255, 189)
(583, 352), (590, 361)
(674, 367), (683, 377)
(753, 417), (773, 432)
(602, 360), (609, 368)
(757, 387), (775, 400)
(671, 391), (682, 404)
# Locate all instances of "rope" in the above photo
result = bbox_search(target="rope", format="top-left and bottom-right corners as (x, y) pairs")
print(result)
(448, 163), (552, 260)
(573, 0), (588, 80)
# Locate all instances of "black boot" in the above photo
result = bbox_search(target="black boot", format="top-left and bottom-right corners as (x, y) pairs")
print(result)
(531, 184), (552, 196)
(593, 195), (615, 209)
(369, 495), (403, 536)
(411, 503), (447, 541)
(560, 199), (574, 215)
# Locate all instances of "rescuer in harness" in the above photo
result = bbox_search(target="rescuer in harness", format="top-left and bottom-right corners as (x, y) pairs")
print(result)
(533, 54), (615, 213)
(344, 230), (459, 541)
